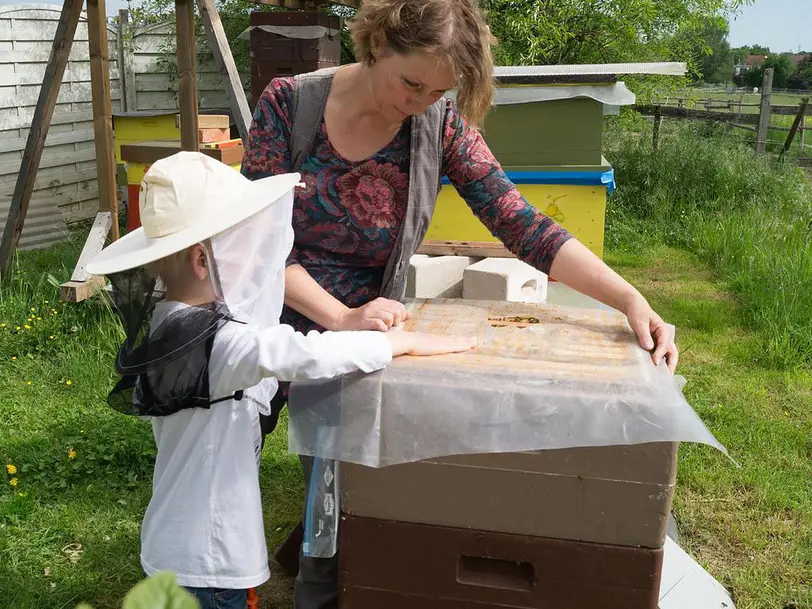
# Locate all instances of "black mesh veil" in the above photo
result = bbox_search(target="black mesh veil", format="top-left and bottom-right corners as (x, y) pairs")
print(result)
(105, 262), (241, 418)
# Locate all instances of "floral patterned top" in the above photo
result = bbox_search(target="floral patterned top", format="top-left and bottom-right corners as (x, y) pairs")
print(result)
(241, 77), (573, 336)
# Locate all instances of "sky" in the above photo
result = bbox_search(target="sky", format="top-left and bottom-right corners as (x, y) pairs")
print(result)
(0, 0), (808, 54)
(727, 0), (811, 53)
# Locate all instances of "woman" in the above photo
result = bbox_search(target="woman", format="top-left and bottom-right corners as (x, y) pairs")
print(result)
(242, 1), (678, 607)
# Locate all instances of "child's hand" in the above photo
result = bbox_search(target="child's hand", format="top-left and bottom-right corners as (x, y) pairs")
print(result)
(386, 331), (477, 357)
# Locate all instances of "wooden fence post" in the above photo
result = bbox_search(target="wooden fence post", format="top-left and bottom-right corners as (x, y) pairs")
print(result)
(176, 0), (199, 151)
(652, 106), (662, 151)
(800, 115), (806, 158)
(88, 0), (119, 241)
(0, 0), (84, 281)
(780, 97), (809, 160)
(756, 68), (774, 154)
(118, 9), (137, 113)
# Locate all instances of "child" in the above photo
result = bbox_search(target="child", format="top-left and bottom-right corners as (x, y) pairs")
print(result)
(86, 151), (475, 609)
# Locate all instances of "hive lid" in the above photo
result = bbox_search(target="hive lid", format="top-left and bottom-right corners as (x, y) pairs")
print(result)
(287, 288), (727, 468)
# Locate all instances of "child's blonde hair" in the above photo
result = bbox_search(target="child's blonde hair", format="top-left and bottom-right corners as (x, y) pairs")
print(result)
(146, 240), (212, 286)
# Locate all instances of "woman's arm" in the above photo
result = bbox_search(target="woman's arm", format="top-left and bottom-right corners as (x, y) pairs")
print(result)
(442, 100), (677, 371)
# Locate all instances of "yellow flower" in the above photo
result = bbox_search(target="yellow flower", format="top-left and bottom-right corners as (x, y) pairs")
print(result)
(9, 478), (18, 487)
(26, 381), (32, 386)
(36, 317), (42, 321)
(6, 464), (16, 475)
(30, 308), (35, 313)
(1, 323), (6, 328)
(50, 336), (55, 340)
(24, 324), (31, 330)
(68, 448), (76, 460)
(66, 380), (72, 386)
(11, 356), (16, 361)
(15, 326), (20, 331)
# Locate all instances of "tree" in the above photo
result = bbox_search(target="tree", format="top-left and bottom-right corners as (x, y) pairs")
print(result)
(787, 57), (812, 90)
(675, 16), (733, 84)
(745, 54), (794, 88)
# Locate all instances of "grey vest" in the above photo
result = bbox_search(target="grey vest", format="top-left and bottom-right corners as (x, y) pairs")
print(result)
(290, 67), (445, 301)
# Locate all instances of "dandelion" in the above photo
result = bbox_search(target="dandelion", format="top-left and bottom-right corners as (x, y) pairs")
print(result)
(36, 317), (42, 321)
(15, 326), (20, 331)
(6, 464), (16, 475)
(24, 324), (31, 330)
(1, 323), (6, 328)
(11, 357), (16, 361)
(9, 478), (18, 487)
(30, 308), (35, 313)
(68, 448), (76, 460)
(26, 381), (32, 386)
(49, 336), (55, 340)
(66, 380), (72, 386)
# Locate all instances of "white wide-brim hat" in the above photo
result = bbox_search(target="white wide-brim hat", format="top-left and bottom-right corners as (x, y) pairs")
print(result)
(86, 151), (300, 276)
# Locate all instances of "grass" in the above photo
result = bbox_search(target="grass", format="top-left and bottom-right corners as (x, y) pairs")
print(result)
(1, 229), (811, 607)
(605, 118), (812, 368)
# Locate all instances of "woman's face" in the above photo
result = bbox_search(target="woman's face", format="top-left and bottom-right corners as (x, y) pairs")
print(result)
(368, 47), (457, 123)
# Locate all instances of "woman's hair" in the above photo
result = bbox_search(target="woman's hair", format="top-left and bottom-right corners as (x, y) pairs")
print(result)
(348, 0), (496, 128)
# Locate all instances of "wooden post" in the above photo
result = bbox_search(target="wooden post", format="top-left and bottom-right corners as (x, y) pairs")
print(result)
(0, 0), (84, 281)
(197, 0), (252, 143)
(780, 97), (810, 160)
(118, 9), (138, 113)
(756, 68), (774, 155)
(176, 0), (199, 151)
(87, 0), (119, 242)
(800, 115), (806, 158)
(652, 106), (662, 151)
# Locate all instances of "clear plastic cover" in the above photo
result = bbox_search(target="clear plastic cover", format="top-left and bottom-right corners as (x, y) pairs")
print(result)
(287, 291), (729, 468)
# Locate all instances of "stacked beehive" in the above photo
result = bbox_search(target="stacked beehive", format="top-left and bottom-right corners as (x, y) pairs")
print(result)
(336, 295), (680, 608)
(249, 11), (341, 108)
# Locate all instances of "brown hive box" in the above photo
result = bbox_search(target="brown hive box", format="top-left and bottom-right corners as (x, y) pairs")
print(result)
(337, 298), (679, 549)
(339, 515), (664, 609)
(340, 442), (678, 550)
(249, 11), (341, 107)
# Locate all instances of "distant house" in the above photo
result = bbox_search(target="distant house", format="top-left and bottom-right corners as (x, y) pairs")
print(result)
(734, 54), (768, 76)
(791, 53), (810, 66)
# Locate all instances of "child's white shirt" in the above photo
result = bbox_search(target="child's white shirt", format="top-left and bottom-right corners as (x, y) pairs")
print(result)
(139, 300), (392, 589)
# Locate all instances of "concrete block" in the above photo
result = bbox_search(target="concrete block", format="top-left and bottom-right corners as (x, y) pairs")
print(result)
(405, 255), (477, 299)
(463, 258), (547, 303)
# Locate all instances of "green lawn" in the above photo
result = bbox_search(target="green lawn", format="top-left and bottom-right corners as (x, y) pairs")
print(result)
(1, 237), (810, 608)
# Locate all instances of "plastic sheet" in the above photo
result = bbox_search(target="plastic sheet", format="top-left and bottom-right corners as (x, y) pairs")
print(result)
(288, 291), (728, 468)
(447, 83), (636, 107)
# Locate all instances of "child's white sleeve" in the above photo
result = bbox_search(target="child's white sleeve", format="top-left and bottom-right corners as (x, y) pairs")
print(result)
(213, 322), (393, 393)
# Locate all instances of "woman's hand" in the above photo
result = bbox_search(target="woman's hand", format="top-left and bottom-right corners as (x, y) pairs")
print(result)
(623, 295), (679, 373)
(336, 297), (411, 332)
(387, 331), (477, 357)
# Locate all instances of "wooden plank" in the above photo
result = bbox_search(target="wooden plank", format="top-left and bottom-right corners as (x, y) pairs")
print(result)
(69, 211), (112, 282)
(3, 128), (93, 154)
(175, 0), (199, 151)
(87, 0), (119, 241)
(0, 0), (84, 281)
(0, 108), (94, 131)
(756, 68), (774, 155)
(652, 106), (661, 151)
(799, 116), (805, 158)
(118, 9), (137, 113)
(197, 0), (252, 143)
(176, 113), (230, 129)
(0, 143), (96, 176)
(772, 104), (812, 117)
(0, 166), (98, 191)
(0, 66), (121, 87)
(780, 97), (809, 160)
(59, 275), (106, 303)
(417, 240), (514, 259)
(797, 157), (812, 168)
(1, 47), (90, 63)
(634, 105), (760, 125)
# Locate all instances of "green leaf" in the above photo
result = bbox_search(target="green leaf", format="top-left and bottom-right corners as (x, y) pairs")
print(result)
(121, 572), (200, 609)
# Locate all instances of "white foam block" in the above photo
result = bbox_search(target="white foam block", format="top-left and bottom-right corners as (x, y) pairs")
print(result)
(405, 255), (478, 299)
(463, 258), (548, 303)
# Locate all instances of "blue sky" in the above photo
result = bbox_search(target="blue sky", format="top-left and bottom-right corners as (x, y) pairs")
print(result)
(0, 0), (808, 54)
(728, 0), (811, 53)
